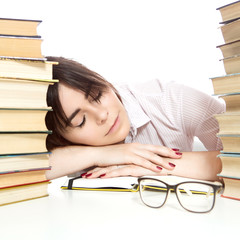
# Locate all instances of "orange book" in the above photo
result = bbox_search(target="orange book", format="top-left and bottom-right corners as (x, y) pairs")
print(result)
(0, 168), (49, 189)
(0, 18), (41, 37)
(219, 177), (240, 200)
(0, 36), (44, 59)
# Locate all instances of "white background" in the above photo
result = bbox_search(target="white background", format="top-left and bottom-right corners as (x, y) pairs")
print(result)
(1, 0), (234, 94)
(1, 3), (240, 238)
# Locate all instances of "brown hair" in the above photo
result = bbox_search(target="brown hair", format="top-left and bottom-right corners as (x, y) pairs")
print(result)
(45, 56), (120, 151)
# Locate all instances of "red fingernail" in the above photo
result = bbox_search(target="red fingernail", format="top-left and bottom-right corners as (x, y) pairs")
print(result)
(81, 172), (87, 177)
(85, 173), (92, 178)
(156, 166), (163, 170)
(172, 148), (180, 152)
(176, 152), (182, 156)
(100, 174), (106, 178)
(169, 162), (176, 167)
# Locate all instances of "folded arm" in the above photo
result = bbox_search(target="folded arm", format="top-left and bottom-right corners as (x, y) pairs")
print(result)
(45, 143), (182, 180)
(84, 151), (222, 181)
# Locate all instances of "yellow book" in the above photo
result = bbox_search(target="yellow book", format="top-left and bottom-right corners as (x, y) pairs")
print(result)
(217, 134), (240, 154)
(220, 177), (240, 201)
(0, 78), (57, 108)
(210, 73), (240, 95)
(0, 36), (44, 59)
(217, 1), (240, 24)
(61, 175), (220, 193)
(0, 58), (58, 80)
(219, 93), (240, 112)
(0, 153), (50, 172)
(220, 19), (240, 44)
(0, 108), (51, 132)
(0, 169), (49, 189)
(217, 40), (240, 59)
(214, 112), (240, 134)
(222, 55), (240, 74)
(218, 154), (240, 178)
(0, 18), (41, 37)
(0, 181), (49, 206)
(0, 132), (50, 155)
(62, 176), (139, 192)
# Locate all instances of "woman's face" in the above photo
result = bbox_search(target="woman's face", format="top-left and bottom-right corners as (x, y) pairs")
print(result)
(58, 83), (130, 146)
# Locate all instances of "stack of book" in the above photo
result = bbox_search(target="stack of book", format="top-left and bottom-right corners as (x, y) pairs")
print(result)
(210, 1), (240, 200)
(0, 18), (58, 205)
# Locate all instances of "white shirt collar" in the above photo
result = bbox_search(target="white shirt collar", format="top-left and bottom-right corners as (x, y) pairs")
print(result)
(116, 84), (150, 142)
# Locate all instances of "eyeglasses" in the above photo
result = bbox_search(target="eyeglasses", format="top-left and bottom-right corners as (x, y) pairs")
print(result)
(138, 177), (223, 213)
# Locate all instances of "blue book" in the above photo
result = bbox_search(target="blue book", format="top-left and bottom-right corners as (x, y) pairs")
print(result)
(217, 134), (240, 154)
(217, 153), (240, 179)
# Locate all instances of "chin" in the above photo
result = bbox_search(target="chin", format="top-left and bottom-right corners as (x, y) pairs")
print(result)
(98, 134), (128, 146)
(112, 129), (129, 144)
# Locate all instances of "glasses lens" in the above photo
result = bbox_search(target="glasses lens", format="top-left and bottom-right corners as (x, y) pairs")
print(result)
(176, 183), (215, 213)
(139, 179), (168, 208)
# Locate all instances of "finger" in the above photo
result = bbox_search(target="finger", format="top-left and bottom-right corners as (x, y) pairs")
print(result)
(132, 149), (176, 171)
(140, 144), (182, 159)
(85, 166), (118, 179)
(81, 167), (103, 178)
(102, 165), (167, 178)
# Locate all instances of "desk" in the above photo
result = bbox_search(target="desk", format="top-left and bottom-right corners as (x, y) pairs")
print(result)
(0, 176), (239, 240)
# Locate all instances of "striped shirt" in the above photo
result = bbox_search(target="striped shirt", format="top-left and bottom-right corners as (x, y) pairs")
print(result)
(116, 79), (225, 151)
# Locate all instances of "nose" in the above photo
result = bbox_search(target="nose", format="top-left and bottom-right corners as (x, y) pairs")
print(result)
(94, 106), (108, 125)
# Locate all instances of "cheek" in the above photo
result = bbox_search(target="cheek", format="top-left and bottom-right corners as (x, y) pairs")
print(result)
(64, 128), (102, 145)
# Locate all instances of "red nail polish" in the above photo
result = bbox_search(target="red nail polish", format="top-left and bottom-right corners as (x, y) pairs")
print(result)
(172, 148), (180, 152)
(81, 172), (87, 177)
(176, 152), (182, 156)
(100, 174), (106, 178)
(156, 166), (163, 170)
(169, 162), (176, 167)
(85, 173), (92, 178)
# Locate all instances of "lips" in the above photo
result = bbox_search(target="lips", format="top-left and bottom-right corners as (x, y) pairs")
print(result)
(105, 115), (119, 136)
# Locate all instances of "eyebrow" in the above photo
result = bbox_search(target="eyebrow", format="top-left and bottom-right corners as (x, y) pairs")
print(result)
(67, 108), (81, 124)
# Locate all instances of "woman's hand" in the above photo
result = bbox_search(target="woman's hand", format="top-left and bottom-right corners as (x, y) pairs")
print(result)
(92, 142), (182, 174)
(82, 164), (166, 179)
(46, 142), (181, 180)
(82, 151), (222, 182)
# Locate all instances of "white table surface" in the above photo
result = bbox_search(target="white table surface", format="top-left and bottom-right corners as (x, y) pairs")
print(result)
(0, 176), (239, 240)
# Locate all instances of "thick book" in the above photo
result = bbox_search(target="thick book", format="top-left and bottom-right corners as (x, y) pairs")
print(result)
(220, 19), (240, 44)
(0, 78), (57, 108)
(0, 18), (41, 37)
(217, 134), (240, 154)
(0, 168), (49, 189)
(0, 132), (50, 155)
(217, 1), (240, 24)
(218, 153), (240, 178)
(217, 39), (240, 59)
(0, 108), (51, 131)
(221, 55), (240, 74)
(218, 92), (240, 112)
(0, 181), (49, 206)
(214, 112), (240, 134)
(0, 58), (58, 80)
(0, 35), (44, 59)
(210, 73), (240, 95)
(0, 152), (50, 172)
(219, 176), (240, 200)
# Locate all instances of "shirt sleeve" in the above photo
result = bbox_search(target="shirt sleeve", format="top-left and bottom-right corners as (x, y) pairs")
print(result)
(180, 84), (225, 151)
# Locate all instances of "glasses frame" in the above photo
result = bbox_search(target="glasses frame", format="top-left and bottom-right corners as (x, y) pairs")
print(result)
(138, 177), (223, 213)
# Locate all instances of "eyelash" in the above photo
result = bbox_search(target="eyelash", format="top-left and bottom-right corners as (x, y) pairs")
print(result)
(78, 115), (86, 128)
(76, 92), (102, 128)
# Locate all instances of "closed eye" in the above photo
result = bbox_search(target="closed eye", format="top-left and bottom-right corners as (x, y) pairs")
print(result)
(77, 115), (86, 128)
